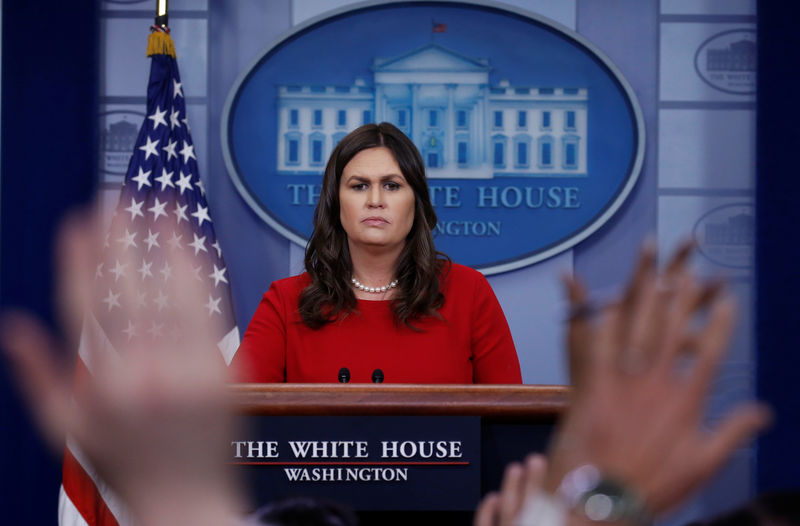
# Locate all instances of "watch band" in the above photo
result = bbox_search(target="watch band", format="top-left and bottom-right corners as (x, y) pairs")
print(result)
(557, 464), (652, 525)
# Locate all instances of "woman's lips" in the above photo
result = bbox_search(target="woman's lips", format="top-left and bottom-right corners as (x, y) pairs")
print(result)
(362, 216), (389, 226)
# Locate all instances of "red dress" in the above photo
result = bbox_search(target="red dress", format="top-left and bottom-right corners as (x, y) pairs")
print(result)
(232, 263), (522, 384)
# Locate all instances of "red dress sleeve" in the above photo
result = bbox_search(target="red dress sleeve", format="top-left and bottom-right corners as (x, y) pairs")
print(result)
(468, 272), (522, 384)
(230, 282), (288, 383)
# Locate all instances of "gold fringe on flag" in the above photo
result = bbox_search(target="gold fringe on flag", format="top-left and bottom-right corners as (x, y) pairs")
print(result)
(147, 29), (176, 58)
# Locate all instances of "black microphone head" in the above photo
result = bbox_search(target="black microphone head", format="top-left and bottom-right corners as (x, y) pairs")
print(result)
(371, 368), (384, 383)
(338, 367), (350, 383)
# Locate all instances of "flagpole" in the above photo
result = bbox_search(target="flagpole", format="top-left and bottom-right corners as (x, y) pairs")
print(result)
(155, 0), (169, 29)
(147, 0), (175, 58)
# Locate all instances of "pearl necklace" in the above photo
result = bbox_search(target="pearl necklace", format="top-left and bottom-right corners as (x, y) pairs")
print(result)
(351, 277), (398, 294)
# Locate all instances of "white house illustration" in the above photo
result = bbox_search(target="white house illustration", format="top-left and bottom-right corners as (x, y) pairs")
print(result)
(276, 43), (587, 178)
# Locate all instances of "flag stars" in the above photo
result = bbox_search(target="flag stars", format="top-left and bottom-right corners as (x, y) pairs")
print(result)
(155, 168), (174, 190)
(131, 167), (152, 191)
(137, 259), (153, 280)
(144, 230), (160, 252)
(173, 202), (189, 224)
(191, 204), (211, 226)
(125, 197), (145, 220)
(117, 229), (138, 250)
(109, 259), (128, 282)
(138, 135), (160, 161)
(147, 320), (165, 338)
(173, 79), (183, 98)
(167, 231), (183, 250)
(179, 140), (196, 163)
(133, 290), (147, 309)
(147, 105), (168, 130)
(175, 171), (193, 195)
(159, 262), (173, 282)
(122, 321), (138, 341)
(163, 139), (178, 161)
(209, 264), (228, 287)
(148, 197), (168, 221)
(154, 290), (169, 311)
(169, 108), (181, 130)
(205, 294), (222, 316)
(102, 289), (121, 311)
(189, 233), (208, 256)
(95, 65), (234, 335)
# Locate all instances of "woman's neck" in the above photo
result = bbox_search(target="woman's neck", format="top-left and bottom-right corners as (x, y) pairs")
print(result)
(348, 241), (402, 291)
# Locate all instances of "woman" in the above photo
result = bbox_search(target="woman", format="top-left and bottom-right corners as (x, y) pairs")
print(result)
(233, 122), (521, 383)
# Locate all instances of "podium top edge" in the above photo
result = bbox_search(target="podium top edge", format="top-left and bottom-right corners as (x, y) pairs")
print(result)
(230, 384), (569, 420)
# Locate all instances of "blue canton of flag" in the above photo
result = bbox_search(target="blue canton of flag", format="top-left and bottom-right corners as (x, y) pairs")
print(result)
(96, 51), (240, 363)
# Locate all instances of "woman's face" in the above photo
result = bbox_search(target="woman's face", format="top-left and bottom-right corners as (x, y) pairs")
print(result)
(338, 146), (416, 254)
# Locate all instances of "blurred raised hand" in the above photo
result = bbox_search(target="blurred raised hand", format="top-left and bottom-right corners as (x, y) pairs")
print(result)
(552, 242), (769, 517)
(1, 212), (242, 526)
(474, 454), (550, 526)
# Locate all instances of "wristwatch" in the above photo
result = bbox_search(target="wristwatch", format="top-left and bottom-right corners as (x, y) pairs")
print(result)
(557, 464), (652, 525)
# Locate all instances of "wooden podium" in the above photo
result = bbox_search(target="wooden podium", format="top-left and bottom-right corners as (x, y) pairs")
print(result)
(232, 384), (568, 525)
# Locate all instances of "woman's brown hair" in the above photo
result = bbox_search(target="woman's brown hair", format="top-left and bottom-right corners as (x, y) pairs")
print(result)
(298, 122), (447, 329)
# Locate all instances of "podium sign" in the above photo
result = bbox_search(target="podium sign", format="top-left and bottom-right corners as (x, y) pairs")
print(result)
(232, 415), (480, 510)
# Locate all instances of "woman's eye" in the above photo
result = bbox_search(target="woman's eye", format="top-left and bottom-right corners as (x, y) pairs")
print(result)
(352, 183), (367, 191)
(384, 182), (400, 191)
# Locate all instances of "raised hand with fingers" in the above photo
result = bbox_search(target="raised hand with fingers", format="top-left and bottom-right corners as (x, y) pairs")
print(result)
(474, 454), (550, 526)
(1, 213), (243, 526)
(550, 242), (770, 522)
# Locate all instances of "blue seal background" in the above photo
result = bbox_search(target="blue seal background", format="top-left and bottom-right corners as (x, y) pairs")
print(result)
(225, 3), (640, 270)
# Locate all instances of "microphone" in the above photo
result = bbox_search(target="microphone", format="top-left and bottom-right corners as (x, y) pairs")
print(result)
(371, 369), (384, 384)
(338, 367), (351, 383)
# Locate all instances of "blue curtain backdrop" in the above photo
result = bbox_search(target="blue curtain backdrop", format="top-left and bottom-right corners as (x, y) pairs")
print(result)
(755, 0), (800, 492)
(0, 0), (100, 521)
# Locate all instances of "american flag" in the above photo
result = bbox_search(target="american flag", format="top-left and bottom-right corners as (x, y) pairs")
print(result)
(58, 29), (240, 526)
